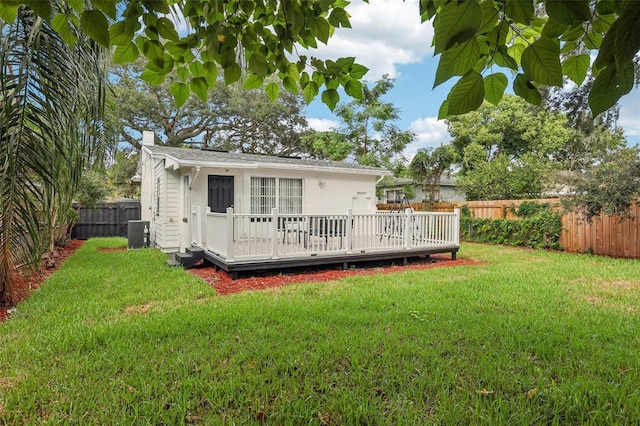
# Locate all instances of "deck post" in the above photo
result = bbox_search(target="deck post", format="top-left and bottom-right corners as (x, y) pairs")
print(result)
(271, 208), (280, 259)
(346, 208), (353, 253)
(404, 208), (413, 250)
(453, 208), (460, 245)
(226, 207), (235, 262)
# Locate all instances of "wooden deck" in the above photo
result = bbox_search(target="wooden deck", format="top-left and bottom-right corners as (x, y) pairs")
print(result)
(194, 209), (461, 279)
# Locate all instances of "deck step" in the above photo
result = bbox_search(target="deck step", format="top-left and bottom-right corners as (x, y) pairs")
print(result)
(185, 246), (204, 258)
(165, 260), (181, 267)
(175, 251), (203, 269)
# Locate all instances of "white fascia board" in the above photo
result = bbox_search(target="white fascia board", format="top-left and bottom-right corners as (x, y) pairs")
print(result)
(157, 154), (392, 177)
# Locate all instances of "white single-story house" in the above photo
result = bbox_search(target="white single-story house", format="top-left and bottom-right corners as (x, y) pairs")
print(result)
(139, 131), (460, 277)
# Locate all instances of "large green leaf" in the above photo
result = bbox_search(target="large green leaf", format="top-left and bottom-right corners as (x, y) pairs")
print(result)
(589, 62), (634, 117)
(91, 0), (117, 19)
(483, 72), (508, 106)
(169, 82), (190, 108)
(562, 54), (590, 86)
(328, 7), (351, 28)
(321, 88), (340, 111)
(282, 76), (298, 94)
(349, 63), (368, 79)
(434, 38), (481, 87)
(189, 77), (208, 102)
(504, 0), (534, 25)
(112, 43), (139, 64)
(446, 70), (484, 116)
(157, 17), (179, 42)
(24, 0), (51, 20)
(52, 15), (77, 46)
(80, 10), (110, 47)
(223, 63), (242, 85)
(265, 82), (280, 101)
(546, 0), (591, 25)
(140, 69), (166, 85)
(302, 81), (319, 104)
(109, 21), (134, 45)
(613, 0), (640, 64)
(243, 73), (264, 90)
(310, 17), (331, 44)
(344, 79), (363, 99)
(249, 52), (270, 76)
(0, 3), (20, 22)
(433, 0), (481, 54)
(521, 37), (562, 86)
(513, 73), (541, 105)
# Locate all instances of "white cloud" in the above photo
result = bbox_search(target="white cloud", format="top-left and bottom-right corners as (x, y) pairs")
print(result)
(307, 117), (340, 132)
(298, 0), (433, 80)
(405, 117), (450, 158)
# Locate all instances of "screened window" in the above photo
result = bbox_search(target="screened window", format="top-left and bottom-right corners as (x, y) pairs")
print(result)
(250, 177), (302, 214)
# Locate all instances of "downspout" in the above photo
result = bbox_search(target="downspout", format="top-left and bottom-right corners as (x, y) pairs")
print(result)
(189, 166), (201, 189)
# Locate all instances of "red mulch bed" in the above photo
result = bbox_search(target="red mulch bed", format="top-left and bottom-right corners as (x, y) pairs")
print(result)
(0, 240), (85, 323)
(189, 255), (481, 296)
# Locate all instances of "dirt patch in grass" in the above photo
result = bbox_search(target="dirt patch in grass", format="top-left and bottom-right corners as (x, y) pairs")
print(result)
(189, 255), (482, 296)
(123, 302), (157, 315)
(0, 240), (85, 323)
(97, 247), (127, 252)
(598, 280), (640, 293)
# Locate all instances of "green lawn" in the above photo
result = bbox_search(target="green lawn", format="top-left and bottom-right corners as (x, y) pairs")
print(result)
(1, 238), (639, 424)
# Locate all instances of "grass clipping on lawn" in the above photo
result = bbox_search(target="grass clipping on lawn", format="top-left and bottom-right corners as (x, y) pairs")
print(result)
(0, 238), (639, 424)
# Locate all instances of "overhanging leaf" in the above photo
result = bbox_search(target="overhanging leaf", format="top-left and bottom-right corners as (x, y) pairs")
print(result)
(521, 37), (562, 86)
(562, 54), (590, 86)
(0, 3), (20, 22)
(433, 0), (481, 54)
(446, 70), (484, 116)
(322, 88), (340, 111)
(546, 0), (591, 25)
(223, 63), (242, 85)
(80, 10), (110, 47)
(344, 79), (363, 99)
(112, 43), (139, 64)
(189, 77), (208, 102)
(483, 73), (508, 105)
(434, 38), (481, 87)
(243, 73), (264, 90)
(265, 82), (280, 101)
(52, 15), (77, 47)
(169, 82), (190, 107)
(513, 73), (541, 105)
(504, 0), (534, 25)
(302, 81), (319, 104)
(140, 69), (166, 85)
(589, 62), (634, 117)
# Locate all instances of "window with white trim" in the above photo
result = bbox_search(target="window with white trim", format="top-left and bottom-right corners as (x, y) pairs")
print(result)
(250, 177), (302, 214)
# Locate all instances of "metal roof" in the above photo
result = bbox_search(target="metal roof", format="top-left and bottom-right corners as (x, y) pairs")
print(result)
(145, 145), (392, 175)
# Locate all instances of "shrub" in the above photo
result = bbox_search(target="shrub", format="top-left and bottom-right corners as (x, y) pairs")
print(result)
(460, 202), (562, 249)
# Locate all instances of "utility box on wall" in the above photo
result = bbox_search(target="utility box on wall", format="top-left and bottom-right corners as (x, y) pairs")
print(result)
(128, 220), (150, 249)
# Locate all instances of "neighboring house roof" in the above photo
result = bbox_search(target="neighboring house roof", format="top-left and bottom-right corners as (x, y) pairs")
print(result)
(377, 176), (458, 188)
(143, 145), (392, 177)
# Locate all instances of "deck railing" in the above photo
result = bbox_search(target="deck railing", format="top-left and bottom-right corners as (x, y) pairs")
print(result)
(205, 207), (460, 262)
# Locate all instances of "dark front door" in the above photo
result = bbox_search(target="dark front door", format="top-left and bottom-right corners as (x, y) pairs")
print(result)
(208, 175), (234, 213)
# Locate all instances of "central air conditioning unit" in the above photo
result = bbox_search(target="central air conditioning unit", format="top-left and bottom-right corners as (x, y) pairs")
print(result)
(128, 220), (150, 249)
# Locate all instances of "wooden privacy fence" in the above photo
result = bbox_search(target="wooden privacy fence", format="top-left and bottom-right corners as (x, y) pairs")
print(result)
(71, 200), (141, 240)
(378, 198), (640, 259)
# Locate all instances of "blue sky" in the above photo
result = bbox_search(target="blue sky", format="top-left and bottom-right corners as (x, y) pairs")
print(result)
(301, 0), (640, 158)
